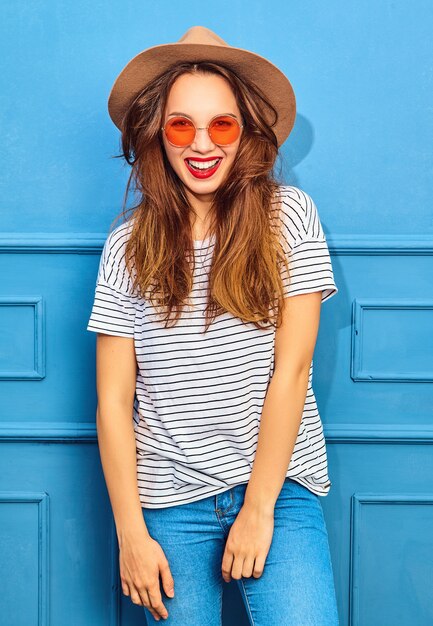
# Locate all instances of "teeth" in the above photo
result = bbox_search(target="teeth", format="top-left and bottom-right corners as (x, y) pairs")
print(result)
(187, 158), (221, 170)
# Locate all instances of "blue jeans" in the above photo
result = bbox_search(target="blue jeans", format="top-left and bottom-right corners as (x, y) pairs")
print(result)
(141, 477), (339, 625)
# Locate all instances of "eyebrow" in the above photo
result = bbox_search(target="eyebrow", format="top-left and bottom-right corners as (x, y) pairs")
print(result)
(166, 112), (239, 120)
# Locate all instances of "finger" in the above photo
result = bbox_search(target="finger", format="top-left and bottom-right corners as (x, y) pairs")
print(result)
(241, 555), (256, 578)
(148, 583), (169, 620)
(230, 554), (245, 580)
(221, 549), (234, 582)
(130, 586), (144, 606)
(252, 553), (266, 578)
(140, 588), (162, 622)
(160, 561), (175, 598)
(121, 580), (130, 597)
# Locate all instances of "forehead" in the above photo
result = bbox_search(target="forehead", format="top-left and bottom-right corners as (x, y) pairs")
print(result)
(165, 73), (240, 118)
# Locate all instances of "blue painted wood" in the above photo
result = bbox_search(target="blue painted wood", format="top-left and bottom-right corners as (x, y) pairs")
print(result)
(1, 2), (433, 624)
(0, 296), (45, 380)
(0, 493), (49, 625)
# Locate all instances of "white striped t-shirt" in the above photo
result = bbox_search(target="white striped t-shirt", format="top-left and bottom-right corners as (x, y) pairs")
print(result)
(86, 185), (338, 508)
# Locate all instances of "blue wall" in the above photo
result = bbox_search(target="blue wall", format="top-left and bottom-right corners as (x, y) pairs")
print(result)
(1, 2), (433, 624)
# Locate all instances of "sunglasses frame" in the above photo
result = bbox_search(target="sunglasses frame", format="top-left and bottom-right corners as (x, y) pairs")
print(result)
(161, 113), (244, 147)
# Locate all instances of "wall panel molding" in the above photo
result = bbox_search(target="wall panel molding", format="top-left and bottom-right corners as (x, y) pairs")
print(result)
(0, 296), (45, 380)
(1, 422), (433, 443)
(0, 491), (49, 625)
(350, 493), (433, 625)
(352, 299), (433, 382)
(0, 234), (433, 255)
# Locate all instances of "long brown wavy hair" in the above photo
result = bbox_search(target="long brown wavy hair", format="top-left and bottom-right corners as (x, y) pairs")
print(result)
(110, 61), (290, 332)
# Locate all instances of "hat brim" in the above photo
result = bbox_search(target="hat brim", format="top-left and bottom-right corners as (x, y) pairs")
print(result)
(107, 42), (296, 147)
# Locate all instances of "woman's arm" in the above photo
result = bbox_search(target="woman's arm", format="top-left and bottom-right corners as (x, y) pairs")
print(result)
(95, 333), (147, 540)
(220, 291), (323, 583)
(244, 290), (323, 514)
(95, 333), (175, 619)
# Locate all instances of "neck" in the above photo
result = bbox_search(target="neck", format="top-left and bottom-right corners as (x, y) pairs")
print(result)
(185, 188), (214, 237)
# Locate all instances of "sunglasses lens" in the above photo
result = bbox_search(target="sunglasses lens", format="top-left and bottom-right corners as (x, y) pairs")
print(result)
(164, 117), (195, 146)
(209, 116), (241, 145)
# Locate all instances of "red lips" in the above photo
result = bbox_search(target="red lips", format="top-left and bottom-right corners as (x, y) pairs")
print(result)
(184, 157), (223, 179)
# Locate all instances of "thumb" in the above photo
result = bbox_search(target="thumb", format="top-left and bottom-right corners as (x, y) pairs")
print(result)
(160, 561), (175, 597)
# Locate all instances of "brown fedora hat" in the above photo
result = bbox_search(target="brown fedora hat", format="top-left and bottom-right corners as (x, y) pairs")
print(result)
(107, 25), (296, 147)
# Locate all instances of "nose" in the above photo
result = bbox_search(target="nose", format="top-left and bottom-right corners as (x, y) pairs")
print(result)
(190, 127), (216, 153)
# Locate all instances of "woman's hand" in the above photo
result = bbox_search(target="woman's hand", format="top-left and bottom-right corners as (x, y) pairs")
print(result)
(221, 503), (274, 582)
(119, 529), (175, 621)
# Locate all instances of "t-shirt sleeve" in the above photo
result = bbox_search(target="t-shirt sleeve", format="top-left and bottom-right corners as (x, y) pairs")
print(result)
(86, 226), (138, 338)
(279, 187), (338, 302)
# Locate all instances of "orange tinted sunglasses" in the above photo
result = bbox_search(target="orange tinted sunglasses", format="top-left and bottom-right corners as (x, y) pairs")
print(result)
(161, 114), (243, 147)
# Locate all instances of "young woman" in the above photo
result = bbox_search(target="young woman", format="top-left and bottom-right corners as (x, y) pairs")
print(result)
(87, 26), (339, 625)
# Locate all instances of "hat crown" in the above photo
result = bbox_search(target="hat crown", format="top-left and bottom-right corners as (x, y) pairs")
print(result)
(177, 25), (228, 48)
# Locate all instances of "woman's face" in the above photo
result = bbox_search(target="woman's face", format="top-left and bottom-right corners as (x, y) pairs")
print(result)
(161, 73), (243, 203)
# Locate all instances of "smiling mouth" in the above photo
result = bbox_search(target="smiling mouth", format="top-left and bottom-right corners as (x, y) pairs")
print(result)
(184, 157), (224, 179)
(185, 157), (223, 171)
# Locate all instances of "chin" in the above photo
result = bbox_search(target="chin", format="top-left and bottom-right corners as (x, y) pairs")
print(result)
(183, 171), (226, 191)
(185, 180), (221, 195)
